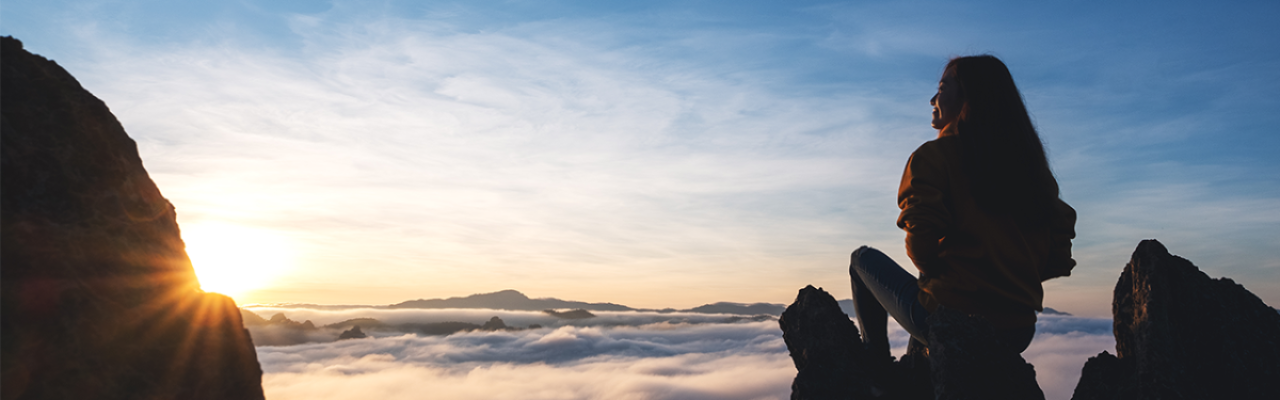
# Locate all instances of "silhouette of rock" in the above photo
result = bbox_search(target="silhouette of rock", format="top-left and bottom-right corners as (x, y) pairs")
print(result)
(239, 311), (328, 346)
(1072, 351), (1127, 399)
(270, 313), (290, 324)
(885, 339), (933, 400)
(481, 316), (509, 331)
(779, 286), (1042, 399)
(926, 307), (1044, 399)
(1071, 240), (1280, 399)
(241, 309), (271, 326)
(543, 309), (597, 319)
(1, 36), (264, 399)
(778, 285), (874, 399)
(261, 312), (317, 330)
(338, 326), (368, 340)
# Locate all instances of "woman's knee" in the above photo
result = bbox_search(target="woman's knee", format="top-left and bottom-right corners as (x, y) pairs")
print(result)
(850, 246), (869, 274)
(850, 245), (886, 275)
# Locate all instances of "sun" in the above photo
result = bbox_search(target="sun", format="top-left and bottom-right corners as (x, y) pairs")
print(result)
(181, 222), (296, 299)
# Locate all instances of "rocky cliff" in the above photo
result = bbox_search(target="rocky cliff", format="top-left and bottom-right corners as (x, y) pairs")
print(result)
(778, 286), (875, 399)
(1, 36), (265, 399)
(1071, 239), (1280, 399)
(779, 286), (1040, 399)
(780, 240), (1279, 399)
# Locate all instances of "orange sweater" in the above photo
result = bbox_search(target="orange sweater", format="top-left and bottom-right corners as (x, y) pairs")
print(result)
(897, 134), (1076, 329)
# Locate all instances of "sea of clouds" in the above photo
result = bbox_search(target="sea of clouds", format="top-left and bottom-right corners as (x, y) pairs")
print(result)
(250, 308), (1113, 400)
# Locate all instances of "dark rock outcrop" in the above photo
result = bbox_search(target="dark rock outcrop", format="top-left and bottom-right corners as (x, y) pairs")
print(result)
(338, 326), (368, 340)
(240, 311), (323, 346)
(779, 286), (1042, 399)
(481, 316), (509, 331)
(265, 312), (317, 330)
(781, 240), (1280, 400)
(779, 285), (875, 399)
(1071, 351), (1127, 399)
(1071, 240), (1280, 399)
(1, 36), (265, 399)
(543, 309), (597, 319)
(926, 307), (1044, 399)
(241, 309), (272, 326)
(886, 339), (933, 400)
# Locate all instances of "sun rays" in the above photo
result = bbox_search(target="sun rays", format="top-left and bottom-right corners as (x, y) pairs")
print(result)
(181, 222), (296, 298)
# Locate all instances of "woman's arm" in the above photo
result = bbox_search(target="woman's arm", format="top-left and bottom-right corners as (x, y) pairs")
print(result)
(897, 142), (952, 278)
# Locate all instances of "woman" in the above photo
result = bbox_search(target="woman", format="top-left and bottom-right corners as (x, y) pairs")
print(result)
(850, 55), (1077, 361)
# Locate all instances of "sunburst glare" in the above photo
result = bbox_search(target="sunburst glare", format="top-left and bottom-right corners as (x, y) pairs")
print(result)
(182, 222), (296, 299)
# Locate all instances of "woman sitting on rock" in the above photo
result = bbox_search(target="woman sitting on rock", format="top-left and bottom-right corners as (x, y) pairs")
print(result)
(850, 55), (1077, 363)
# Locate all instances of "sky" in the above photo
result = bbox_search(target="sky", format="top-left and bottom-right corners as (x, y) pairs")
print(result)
(4, 0), (1279, 317)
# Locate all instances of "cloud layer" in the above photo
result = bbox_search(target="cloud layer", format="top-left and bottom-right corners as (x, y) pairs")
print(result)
(259, 320), (794, 400)
(253, 308), (1114, 400)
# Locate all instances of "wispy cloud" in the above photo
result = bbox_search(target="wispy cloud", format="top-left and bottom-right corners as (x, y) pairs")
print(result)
(6, 0), (1277, 313)
(54, 3), (923, 307)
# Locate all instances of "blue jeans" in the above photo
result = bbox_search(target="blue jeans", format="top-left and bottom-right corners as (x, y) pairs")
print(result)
(849, 246), (932, 351)
(850, 246), (1036, 353)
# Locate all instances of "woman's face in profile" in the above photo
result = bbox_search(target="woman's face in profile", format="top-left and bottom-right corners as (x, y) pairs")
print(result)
(931, 69), (962, 130)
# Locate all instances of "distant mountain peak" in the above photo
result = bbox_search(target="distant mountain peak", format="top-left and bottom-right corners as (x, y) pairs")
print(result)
(266, 289), (791, 316)
(479, 289), (530, 301)
(407, 289), (530, 303)
(1039, 307), (1072, 316)
(388, 290), (632, 311)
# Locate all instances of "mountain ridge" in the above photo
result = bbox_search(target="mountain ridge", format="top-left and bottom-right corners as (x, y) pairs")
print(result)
(248, 290), (1075, 319)
(388, 289), (634, 311)
(251, 289), (791, 315)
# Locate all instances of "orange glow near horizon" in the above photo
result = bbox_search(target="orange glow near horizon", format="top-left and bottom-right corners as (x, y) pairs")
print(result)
(182, 222), (296, 299)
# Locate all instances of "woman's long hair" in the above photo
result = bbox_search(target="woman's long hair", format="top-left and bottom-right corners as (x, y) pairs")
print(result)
(947, 55), (1060, 225)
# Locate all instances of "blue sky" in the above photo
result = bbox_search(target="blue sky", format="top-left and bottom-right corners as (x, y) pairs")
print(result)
(5, 0), (1279, 316)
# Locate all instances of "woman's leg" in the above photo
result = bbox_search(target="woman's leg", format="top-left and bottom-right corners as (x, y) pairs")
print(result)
(850, 246), (932, 349)
(850, 252), (890, 357)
